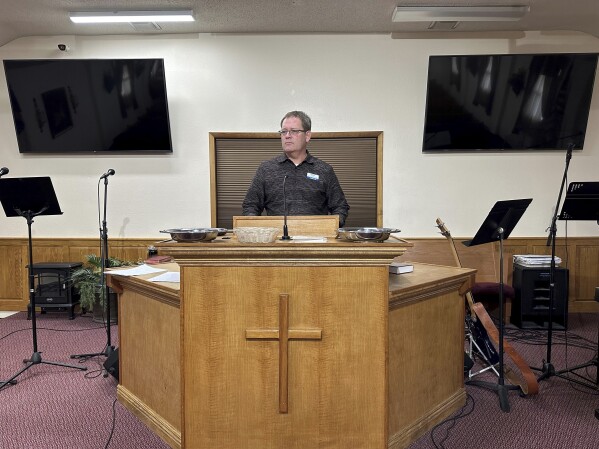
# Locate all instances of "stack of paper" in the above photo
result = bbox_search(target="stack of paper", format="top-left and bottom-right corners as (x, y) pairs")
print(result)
(513, 255), (562, 267)
(108, 264), (167, 276)
(290, 236), (328, 243)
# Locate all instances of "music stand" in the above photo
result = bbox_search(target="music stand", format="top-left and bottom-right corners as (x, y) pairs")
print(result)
(536, 181), (599, 389)
(0, 177), (87, 391)
(463, 198), (532, 412)
(559, 182), (599, 221)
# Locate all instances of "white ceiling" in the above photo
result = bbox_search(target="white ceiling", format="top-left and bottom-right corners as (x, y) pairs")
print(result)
(0, 0), (598, 47)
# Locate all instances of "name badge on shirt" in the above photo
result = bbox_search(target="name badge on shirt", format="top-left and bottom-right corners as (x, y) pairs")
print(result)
(307, 172), (319, 181)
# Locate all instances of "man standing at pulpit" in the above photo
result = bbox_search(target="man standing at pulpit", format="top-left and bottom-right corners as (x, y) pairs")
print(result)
(241, 110), (350, 227)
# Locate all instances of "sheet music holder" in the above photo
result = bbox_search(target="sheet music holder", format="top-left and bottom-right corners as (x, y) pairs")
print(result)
(462, 198), (532, 413)
(559, 182), (599, 221)
(0, 176), (86, 392)
(0, 176), (63, 218)
(463, 199), (533, 248)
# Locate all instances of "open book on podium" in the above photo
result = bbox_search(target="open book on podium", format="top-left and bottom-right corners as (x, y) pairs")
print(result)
(232, 215), (339, 239)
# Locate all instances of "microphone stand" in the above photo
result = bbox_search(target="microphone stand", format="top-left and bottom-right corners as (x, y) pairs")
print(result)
(71, 175), (115, 363)
(281, 175), (291, 240)
(533, 144), (573, 382)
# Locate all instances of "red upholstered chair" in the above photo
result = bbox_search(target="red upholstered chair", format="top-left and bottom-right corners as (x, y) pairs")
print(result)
(471, 282), (515, 303)
(471, 282), (515, 321)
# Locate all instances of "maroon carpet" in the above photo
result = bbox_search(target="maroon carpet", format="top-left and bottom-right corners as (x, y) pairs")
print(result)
(0, 312), (169, 449)
(1, 311), (597, 448)
(408, 312), (599, 449)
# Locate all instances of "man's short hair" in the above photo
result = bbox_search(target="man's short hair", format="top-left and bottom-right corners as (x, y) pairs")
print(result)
(280, 111), (311, 131)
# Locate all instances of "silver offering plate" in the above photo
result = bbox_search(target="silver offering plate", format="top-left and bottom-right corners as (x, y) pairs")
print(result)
(160, 228), (221, 242)
(337, 227), (400, 242)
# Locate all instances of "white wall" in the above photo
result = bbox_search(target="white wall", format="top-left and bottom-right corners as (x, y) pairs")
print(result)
(0, 32), (598, 239)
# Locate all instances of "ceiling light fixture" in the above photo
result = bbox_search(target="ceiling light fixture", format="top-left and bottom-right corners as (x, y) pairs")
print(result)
(69, 10), (195, 24)
(392, 5), (530, 22)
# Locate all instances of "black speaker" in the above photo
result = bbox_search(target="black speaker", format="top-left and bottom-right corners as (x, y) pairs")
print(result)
(512, 265), (569, 329)
(103, 348), (119, 381)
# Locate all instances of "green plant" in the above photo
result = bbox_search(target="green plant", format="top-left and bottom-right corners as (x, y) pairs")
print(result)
(70, 254), (135, 311)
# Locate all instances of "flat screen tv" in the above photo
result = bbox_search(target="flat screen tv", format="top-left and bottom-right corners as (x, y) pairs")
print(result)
(423, 53), (598, 151)
(3, 59), (173, 153)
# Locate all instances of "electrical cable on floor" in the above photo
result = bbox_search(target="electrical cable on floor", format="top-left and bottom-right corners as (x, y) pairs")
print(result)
(0, 323), (109, 342)
(104, 398), (118, 449)
(81, 355), (108, 379)
(503, 327), (596, 350)
(429, 392), (475, 449)
(490, 314), (599, 391)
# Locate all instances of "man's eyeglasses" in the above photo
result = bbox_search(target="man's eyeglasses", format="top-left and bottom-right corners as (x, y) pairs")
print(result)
(278, 129), (306, 136)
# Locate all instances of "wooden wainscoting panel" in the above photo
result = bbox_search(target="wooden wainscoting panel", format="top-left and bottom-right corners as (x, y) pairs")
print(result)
(0, 244), (23, 297)
(1, 236), (597, 314)
(0, 243), (26, 310)
(501, 242), (531, 286)
(399, 239), (456, 267)
(32, 244), (69, 264)
(106, 240), (153, 263)
(0, 238), (159, 311)
(68, 245), (106, 263)
(399, 237), (599, 316)
(576, 244), (599, 309)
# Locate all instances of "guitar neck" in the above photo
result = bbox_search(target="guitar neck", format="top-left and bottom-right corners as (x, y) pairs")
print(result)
(435, 217), (476, 310)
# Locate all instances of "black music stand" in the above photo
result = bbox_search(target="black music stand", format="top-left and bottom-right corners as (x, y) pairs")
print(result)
(559, 182), (599, 222)
(463, 198), (532, 412)
(0, 177), (87, 391)
(536, 181), (599, 389)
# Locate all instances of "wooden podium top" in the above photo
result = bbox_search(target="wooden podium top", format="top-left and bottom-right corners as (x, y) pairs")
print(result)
(158, 215), (410, 266)
(156, 237), (411, 267)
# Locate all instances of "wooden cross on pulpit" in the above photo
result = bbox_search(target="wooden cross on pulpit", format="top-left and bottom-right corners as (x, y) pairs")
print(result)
(245, 293), (322, 413)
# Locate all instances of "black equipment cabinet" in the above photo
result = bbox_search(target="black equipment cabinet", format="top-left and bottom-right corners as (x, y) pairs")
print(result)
(512, 264), (569, 330)
(27, 262), (82, 320)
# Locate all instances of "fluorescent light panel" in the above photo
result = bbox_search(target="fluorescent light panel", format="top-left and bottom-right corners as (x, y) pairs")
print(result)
(69, 10), (195, 24)
(392, 5), (530, 22)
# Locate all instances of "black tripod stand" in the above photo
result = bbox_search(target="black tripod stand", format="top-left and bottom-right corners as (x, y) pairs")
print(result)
(0, 177), (87, 391)
(534, 181), (599, 389)
(463, 198), (532, 412)
(71, 170), (116, 364)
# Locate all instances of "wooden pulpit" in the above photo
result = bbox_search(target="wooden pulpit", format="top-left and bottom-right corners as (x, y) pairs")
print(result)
(110, 222), (475, 449)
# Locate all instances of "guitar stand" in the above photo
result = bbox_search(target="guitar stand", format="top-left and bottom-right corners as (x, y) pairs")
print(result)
(462, 199), (532, 413)
(465, 233), (521, 412)
(465, 317), (500, 380)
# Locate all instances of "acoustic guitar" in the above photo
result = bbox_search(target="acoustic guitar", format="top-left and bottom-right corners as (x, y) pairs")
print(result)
(436, 218), (539, 396)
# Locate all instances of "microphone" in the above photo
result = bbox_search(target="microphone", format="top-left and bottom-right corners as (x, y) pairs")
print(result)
(100, 169), (115, 179)
(0, 167), (9, 177)
(281, 175), (291, 240)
